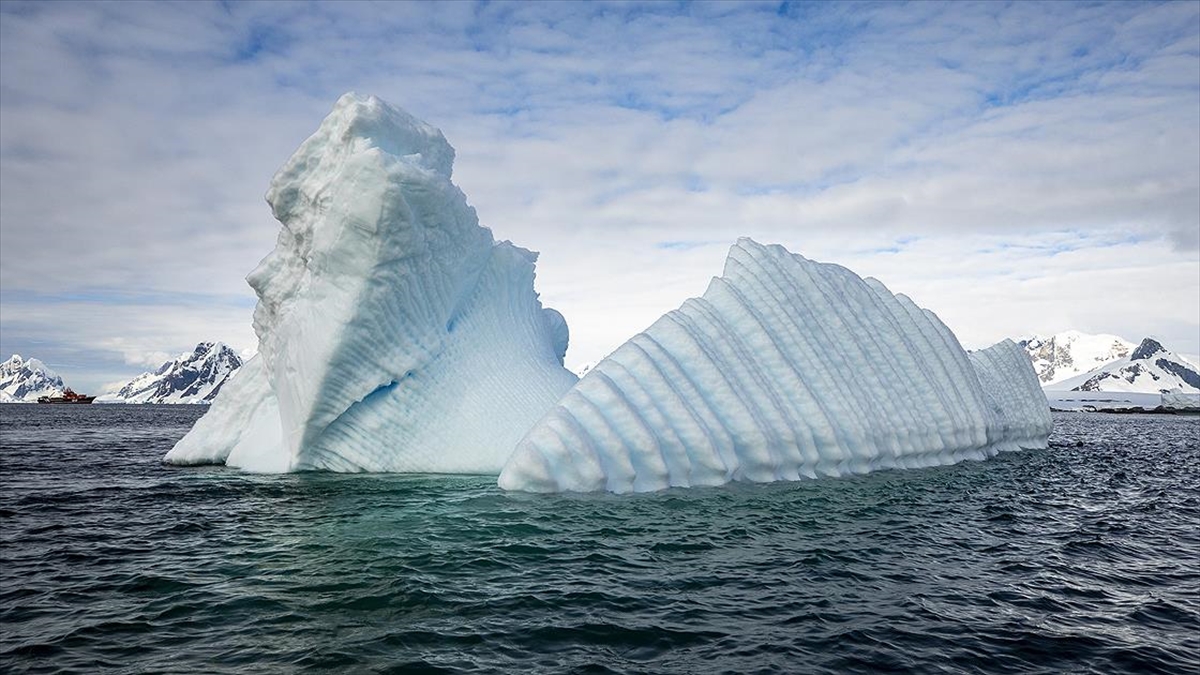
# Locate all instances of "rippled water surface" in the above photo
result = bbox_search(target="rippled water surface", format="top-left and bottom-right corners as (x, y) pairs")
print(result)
(2, 405), (1198, 674)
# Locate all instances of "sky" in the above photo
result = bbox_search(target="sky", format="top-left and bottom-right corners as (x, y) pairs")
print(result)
(1, 0), (1198, 394)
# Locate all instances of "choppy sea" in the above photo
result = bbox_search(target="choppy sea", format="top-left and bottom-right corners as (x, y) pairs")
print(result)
(1, 405), (1197, 674)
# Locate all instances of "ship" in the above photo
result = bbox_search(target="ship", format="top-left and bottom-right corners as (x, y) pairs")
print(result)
(37, 388), (96, 404)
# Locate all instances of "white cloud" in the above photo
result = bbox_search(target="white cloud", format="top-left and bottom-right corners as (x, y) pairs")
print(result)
(1, 0), (1196, 389)
(117, 349), (173, 370)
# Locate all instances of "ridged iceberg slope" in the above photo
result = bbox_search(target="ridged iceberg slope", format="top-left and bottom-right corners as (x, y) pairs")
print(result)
(499, 239), (1051, 493)
(165, 94), (576, 472)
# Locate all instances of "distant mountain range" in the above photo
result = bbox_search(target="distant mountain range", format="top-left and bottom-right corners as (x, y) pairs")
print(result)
(1019, 331), (1200, 394)
(5, 331), (1195, 404)
(0, 355), (65, 403)
(97, 342), (243, 404)
(1, 342), (244, 404)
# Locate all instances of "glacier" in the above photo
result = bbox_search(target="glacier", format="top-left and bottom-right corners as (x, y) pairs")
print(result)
(167, 93), (1051, 492)
(165, 93), (577, 473)
(499, 239), (1052, 493)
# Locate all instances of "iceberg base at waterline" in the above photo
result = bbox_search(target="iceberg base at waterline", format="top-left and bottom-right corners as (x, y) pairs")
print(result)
(165, 93), (1052, 493)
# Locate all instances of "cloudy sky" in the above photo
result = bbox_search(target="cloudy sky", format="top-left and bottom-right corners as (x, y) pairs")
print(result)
(1, 0), (1197, 393)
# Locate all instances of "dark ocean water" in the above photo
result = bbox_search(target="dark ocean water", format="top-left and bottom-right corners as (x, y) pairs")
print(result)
(1, 405), (1198, 675)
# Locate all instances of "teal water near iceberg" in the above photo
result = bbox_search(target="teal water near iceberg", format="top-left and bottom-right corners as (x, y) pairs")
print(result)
(2, 405), (1198, 674)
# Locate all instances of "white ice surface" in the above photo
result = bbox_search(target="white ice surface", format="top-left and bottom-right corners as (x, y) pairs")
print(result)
(1043, 391), (1163, 411)
(166, 355), (287, 471)
(499, 239), (1052, 493)
(165, 94), (576, 472)
(1162, 390), (1200, 410)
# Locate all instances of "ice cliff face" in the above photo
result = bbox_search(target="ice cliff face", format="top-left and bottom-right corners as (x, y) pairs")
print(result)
(0, 355), (64, 402)
(499, 239), (1052, 493)
(166, 93), (576, 472)
(1049, 337), (1200, 394)
(97, 342), (243, 404)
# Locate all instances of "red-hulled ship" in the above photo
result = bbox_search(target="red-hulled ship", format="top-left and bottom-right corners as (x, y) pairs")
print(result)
(37, 388), (96, 404)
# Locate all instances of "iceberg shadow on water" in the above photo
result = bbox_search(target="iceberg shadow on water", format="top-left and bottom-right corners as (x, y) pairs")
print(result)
(166, 93), (1052, 493)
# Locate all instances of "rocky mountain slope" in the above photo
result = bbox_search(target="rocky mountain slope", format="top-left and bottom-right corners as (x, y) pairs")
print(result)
(0, 355), (65, 402)
(1018, 331), (1134, 387)
(1045, 337), (1200, 394)
(97, 342), (243, 404)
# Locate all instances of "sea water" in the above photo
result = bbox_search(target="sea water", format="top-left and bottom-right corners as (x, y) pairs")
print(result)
(1, 405), (1197, 674)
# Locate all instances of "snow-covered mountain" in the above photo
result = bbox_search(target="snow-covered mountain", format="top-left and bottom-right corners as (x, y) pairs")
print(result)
(0, 354), (65, 402)
(1047, 337), (1200, 394)
(97, 342), (243, 404)
(1018, 331), (1135, 386)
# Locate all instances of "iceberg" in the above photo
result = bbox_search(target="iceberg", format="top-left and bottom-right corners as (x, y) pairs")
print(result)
(168, 94), (1051, 492)
(165, 94), (577, 472)
(499, 239), (1051, 493)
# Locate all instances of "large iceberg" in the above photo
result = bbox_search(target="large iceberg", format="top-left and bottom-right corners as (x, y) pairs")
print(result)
(168, 94), (1051, 492)
(499, 239), (1052, 493)
(165, 94), (577, 472)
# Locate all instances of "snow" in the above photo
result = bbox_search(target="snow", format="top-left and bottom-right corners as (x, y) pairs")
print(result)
(96, 342), (242, 404)
(1020, 331), (1134, 387)
(166, 355), (286, 471)
(0, 354), (65, 402)
(1045, 338), (1200, 394)
(499, 239), (1052, 493)
(165, 93), (576, 472)
(1044, 391), (1163, 411)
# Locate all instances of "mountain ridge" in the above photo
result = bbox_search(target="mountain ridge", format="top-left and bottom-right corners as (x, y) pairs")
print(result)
(1018, 330), (1134, 386)
(0, 355), (65, 402)
(1047, 337), (1200, 394)
(97, 342), (244, 404)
